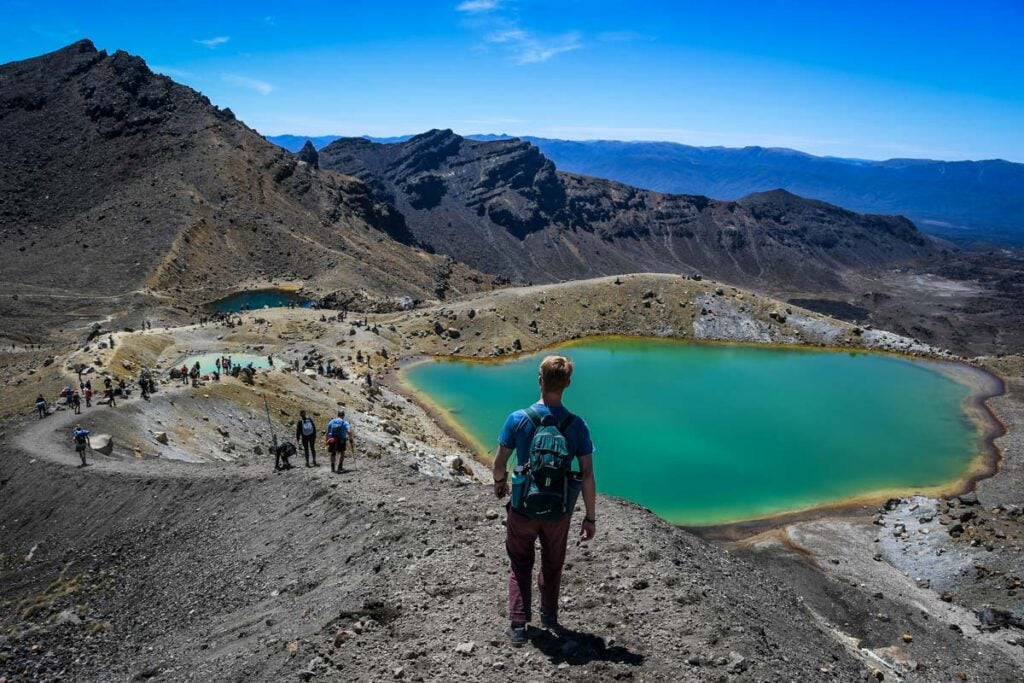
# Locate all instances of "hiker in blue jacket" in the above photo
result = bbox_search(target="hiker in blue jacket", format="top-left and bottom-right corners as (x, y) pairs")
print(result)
(72, 425), (91, 467)
(325, 410), (354, 473)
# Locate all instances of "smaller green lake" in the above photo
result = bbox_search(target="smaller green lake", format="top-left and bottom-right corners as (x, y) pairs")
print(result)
(401, 338), (993, 526)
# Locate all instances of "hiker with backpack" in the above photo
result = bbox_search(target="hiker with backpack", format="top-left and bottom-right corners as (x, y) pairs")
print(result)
(273, 441), (296, 471)
(35, 394), (47, 419)
(491, 355), (596, 646)
(295, 410), (318, 467)
(72, 425), (91, 467)
(325, 410), (353, 473)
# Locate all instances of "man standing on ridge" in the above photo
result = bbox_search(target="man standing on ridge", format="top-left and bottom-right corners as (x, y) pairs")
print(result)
(492, 355), (596, 646)
(295, 410), (318, 467)
(325, 410), (353, 473)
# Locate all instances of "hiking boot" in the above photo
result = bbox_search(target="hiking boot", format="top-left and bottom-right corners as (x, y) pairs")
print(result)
(506, 624), (527, 647)
(540, 614), (560, 630)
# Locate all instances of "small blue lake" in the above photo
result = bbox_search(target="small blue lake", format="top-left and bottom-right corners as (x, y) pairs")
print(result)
(209, 289), (312, 313)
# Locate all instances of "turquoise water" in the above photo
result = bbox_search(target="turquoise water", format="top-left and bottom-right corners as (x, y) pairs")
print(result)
(210, 289), (311, 313)
(402, 338), (985, 525)
(180, 353), (272, 375)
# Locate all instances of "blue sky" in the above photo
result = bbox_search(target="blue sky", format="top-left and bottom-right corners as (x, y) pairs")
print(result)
(2, 0), (1022, 161)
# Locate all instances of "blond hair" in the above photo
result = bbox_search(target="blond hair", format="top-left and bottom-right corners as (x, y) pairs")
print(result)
(539, 355), (574, 392)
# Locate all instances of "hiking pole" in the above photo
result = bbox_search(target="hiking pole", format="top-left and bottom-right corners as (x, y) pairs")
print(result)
(263, 394), (278, 451)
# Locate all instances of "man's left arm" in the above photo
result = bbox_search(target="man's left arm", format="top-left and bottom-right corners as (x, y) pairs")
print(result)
(578, 454), (596, 540)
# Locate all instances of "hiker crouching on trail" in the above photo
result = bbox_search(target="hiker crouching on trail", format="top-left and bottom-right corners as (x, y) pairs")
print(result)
(492, 355), (596, 646)
(295, 410), (318, 467)
(273, 441), (296, 471)
(325, 411), (353, 473)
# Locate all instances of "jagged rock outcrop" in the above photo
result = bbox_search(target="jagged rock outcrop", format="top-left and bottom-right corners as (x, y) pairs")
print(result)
(320, 130), (937, 289)
(296, 139), (319, 169)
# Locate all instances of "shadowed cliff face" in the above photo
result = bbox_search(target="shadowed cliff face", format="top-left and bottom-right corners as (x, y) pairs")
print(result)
(319, 130), (936, 289)
(0, 41), (487, 317)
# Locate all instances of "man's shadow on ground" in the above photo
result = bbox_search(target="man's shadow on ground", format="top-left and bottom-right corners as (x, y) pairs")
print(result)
(528, 624), (644, 667)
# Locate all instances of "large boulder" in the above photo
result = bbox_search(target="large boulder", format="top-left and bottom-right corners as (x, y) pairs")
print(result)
(91, 434), (113, 455)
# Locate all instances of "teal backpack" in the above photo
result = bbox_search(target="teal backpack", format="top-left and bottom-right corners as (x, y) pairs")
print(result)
(510, 407), (581, 520)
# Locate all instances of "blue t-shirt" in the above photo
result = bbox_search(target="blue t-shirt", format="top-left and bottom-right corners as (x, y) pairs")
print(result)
(325, 417), (350, 440)
(498, 402), (594, 468)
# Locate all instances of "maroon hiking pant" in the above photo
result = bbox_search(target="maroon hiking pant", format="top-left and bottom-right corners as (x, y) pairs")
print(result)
(506, 507), (573, 625)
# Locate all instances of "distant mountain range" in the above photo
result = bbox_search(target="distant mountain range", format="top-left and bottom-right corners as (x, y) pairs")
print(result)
(316, 129), (935, 290)
(268, 134), (1024, 244)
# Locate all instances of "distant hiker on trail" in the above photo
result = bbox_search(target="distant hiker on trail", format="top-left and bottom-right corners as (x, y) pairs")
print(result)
(72, 425), (91, 467)
(180, 364), (189, 385)
(215, 357), (222, 375)
(296, 410), (318, 467)
(108, 335), (115, 349)
(139, 373), (149, 400)
(190, 362), (201, 387)
(105, 387), (116, 407)
(35, 394), (47, 419)
(84, 386), (93, 407)
(325, 411), (353, 473)
(491, 355), (596, 646)
(71, 391), (82, 415)
(268, 353), (274, 367)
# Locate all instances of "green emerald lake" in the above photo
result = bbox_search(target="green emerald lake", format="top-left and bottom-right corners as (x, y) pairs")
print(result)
(401, 338), (991, 526)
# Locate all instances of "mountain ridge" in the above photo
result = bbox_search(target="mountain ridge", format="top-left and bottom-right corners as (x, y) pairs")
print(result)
(268, 133), (1024, 243)
(0, 41), (491, 330)
(316, 129), (936, 291)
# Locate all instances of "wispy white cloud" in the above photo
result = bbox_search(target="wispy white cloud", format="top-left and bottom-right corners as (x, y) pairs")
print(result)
(488, 28), (582, 64)
(456, 0), (500, 13)
(196, 35), (230, 48)
(150, 65), (194, 79)
(223, 74), (274, 95)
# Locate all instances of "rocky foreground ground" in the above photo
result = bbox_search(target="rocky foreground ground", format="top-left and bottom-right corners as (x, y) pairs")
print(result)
(1, 274), (1023, 681)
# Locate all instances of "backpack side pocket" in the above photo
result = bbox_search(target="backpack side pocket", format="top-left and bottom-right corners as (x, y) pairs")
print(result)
(510, 467), (528, 512)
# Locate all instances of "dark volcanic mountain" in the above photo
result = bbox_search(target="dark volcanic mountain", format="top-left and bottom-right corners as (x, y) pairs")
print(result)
(273, 133), (1024, 244)
(318, 130), (937, 289)
(0, 41), (486, 320)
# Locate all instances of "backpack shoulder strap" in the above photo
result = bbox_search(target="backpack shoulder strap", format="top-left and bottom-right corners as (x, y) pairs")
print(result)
(558, 413), (575, 433)
(523, 406), (543, 428)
